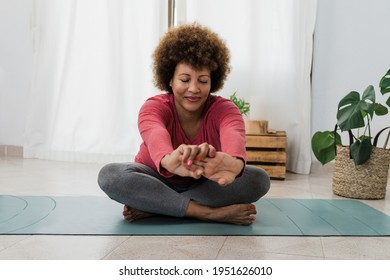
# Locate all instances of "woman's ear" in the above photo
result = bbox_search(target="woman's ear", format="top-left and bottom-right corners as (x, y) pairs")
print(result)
(169, 79), (172, 87)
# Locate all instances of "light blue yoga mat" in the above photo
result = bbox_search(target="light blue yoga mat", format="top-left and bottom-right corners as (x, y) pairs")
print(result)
(1, 195), (390, 236)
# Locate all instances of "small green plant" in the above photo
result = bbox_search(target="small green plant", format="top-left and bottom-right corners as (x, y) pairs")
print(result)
(312, 69), (390, 166)
(229, 92), (250, 116)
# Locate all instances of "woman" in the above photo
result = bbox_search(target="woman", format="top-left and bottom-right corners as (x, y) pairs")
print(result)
(98, 23), (270, 225)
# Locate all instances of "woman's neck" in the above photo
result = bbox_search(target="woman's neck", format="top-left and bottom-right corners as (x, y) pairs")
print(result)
(175, 105), (203, 140)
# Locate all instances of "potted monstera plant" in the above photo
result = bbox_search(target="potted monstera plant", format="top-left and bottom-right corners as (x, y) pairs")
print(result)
(311, 69), (390, 199)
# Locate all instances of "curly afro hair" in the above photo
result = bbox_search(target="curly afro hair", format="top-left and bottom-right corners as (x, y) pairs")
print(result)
(152, 23), (231, 93)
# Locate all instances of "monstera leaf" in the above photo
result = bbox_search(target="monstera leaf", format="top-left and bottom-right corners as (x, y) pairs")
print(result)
(350, 137), (373, 165)
(337, 85), (375, 131)
(379, 69), (390, 108)
(380, 69), (390, 94)
(375, 103), (388, 116)
(311, 130), (342, 165)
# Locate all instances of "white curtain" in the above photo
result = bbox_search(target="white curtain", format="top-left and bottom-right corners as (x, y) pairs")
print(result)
(24, 0), (167, 162)
(175, 0), (317, 174)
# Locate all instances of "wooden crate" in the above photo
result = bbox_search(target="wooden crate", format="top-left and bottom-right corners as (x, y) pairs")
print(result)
(245, 131), (287, 179)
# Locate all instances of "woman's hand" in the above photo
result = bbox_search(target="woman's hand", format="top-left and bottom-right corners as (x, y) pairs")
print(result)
(194, 152), (244, 186)
(160, 143), (239, 185)
(160, 144), (208, 178)
(180, 142), (216, 167)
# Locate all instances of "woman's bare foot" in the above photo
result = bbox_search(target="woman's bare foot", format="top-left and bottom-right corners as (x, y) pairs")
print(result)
(185, 201), (257, 225)
(122, 205), (156, 222)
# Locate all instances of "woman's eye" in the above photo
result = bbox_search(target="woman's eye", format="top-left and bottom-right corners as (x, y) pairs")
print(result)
(199, 80), (209, 84)
(180, 80), (189, 83)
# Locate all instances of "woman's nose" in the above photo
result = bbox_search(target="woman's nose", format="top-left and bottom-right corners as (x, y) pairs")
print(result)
(188, 81), (200, 93)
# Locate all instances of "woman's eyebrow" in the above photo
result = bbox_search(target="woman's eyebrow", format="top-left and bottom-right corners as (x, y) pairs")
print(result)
(177, 73), (210, 78)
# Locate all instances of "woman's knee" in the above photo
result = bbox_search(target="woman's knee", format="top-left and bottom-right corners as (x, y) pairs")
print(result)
(245, 165), (271, 200)
(97, 163), (123, 193)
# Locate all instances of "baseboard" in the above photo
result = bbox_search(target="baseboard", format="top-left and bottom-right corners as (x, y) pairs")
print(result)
(0, 145), (23, 157)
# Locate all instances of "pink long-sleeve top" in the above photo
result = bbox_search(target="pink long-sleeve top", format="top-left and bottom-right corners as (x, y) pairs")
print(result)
(135, 93), (247, 184)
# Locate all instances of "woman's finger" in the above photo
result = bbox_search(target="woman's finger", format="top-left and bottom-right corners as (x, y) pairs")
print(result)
(181, 145), (201, 167)
(196, 143), (210, 161)
(208, 144), (216, 158)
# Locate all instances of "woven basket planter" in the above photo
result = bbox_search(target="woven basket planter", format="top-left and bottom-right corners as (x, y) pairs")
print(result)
(332, 145), (390, 199)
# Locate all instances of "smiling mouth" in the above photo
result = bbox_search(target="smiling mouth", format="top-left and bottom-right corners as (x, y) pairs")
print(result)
(185, 96), (201, 102)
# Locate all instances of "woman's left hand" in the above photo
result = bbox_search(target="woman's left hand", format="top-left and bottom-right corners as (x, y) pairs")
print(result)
(194, 152), (244, 186)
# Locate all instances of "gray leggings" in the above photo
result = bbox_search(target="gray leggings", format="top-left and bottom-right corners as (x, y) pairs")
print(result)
(98, 163), (270, 217)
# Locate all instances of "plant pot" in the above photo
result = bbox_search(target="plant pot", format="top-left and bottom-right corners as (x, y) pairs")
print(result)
(332, 145), (390, 199)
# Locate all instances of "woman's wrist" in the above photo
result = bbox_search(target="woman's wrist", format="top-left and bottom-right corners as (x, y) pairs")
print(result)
(160, 154), (172, 172)
(233, 157), (245, 176)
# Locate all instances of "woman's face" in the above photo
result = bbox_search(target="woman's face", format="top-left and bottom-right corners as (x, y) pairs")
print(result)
(170, 62), (211, 117)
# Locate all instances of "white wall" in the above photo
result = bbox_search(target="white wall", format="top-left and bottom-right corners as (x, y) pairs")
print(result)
(1, 0), (389, 156)
(312, 0), (390, 149)
(0, 0), (33, 146)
